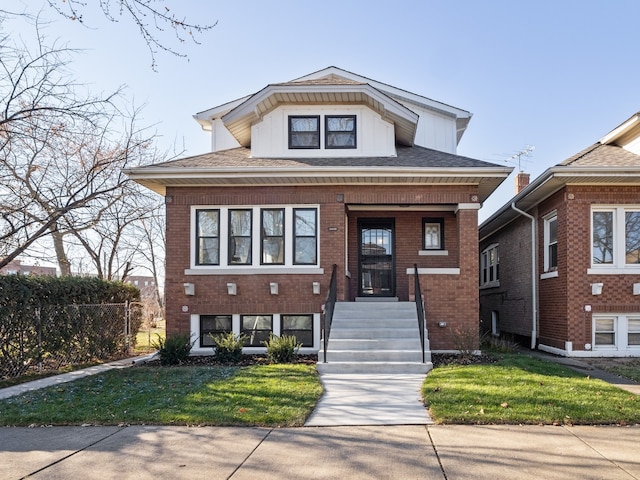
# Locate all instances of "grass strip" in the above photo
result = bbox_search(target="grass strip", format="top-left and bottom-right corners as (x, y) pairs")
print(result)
(423, 353), (639, 425)
(0, 364), (322, 427)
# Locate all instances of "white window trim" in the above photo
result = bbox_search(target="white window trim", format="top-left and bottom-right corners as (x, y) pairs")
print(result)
(543, 211), (558, 274)
(592, 314), (640, 351)
(480, 243), (499, 288)
(189, 205), (321, 274)
(589, 205), (640, 274)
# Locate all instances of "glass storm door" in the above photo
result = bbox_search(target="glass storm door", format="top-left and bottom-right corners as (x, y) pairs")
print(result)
(359, 220), (395, 297)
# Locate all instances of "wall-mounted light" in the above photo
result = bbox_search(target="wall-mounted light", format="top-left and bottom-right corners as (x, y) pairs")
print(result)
(270, 282), (278, 295)
(183, 283), (195, 296)
(312, 282), (320, 295)
(227, 283), (237, 295)
(634, 283), (640, 295)
(591, 283), (603, 295)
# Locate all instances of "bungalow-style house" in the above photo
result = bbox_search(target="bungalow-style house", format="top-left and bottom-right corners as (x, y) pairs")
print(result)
(479, 113), (640, 357)
(126, 67), (512, 371)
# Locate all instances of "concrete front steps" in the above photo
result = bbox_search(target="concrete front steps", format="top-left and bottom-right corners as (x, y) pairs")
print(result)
(317, 301), (432, 374)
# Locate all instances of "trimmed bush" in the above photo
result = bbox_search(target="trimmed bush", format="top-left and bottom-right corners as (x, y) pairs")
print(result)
(152, 333), (194, 366)
(264, 333), (301, 364)
(211, 332), (246, 363)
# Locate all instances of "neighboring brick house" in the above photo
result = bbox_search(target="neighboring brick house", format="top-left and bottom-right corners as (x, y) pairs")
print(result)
(126, 67), (511, 356)
(0, 259), (57, 276)
(480, 113), (640, 357)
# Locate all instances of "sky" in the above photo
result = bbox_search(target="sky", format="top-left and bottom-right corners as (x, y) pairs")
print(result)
(5, 0), (640, 223)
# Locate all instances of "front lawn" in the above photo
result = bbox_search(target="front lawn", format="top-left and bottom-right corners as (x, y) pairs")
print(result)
(423, 353), (639, 425)
(0, 364), (322, 427)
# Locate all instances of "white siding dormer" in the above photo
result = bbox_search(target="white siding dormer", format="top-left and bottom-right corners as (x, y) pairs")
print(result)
(251, 105), (396, 158)
(398, 102), (458, 154)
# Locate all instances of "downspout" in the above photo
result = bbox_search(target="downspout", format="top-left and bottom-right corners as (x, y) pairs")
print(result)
(510, 203), (538, 349)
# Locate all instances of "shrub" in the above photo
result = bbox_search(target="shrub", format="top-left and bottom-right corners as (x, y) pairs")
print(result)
(264, 333), (301, 364)
(211, 332), (246, 363)
(152, 333), (193, 365)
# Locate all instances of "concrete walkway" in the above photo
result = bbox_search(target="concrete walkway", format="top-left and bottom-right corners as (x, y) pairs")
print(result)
(1, 424), (639, 479)
(305, 374), (431, 426)
(0, 354), (155, 401)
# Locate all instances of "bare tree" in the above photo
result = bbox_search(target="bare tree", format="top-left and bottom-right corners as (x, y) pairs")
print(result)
(0, 21), (155, 271)
(3, 1), (217, 69)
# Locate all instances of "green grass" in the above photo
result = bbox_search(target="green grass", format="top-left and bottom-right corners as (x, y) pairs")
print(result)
(585, 358), (640, 383)
(0, 362), (102, 389)
(0, 364), (322, 427)
(423, 353), (640, 425)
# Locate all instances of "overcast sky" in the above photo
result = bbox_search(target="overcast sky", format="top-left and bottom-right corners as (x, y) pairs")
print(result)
(7, 0), (640, 222)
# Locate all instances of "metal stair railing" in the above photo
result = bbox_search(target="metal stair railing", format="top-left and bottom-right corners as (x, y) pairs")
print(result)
(414, 264), (426, 363)
(322, 264), (338, 363)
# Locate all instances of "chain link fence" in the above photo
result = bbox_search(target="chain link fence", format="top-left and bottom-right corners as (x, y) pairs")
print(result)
(0, 302), (143, 380)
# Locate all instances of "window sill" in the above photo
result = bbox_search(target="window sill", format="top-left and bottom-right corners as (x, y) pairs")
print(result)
(185, 267), (324, 275)
(480, 281), (500, 289)
(406, 267), (460, 275)
(419, 250), (448, 256)
(540, 271), (559, 280)
(587, 267), (640, 275)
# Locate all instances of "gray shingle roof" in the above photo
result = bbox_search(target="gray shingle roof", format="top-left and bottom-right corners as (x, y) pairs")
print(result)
(140, 145), (503, 171)
(559, 143), (640, 167)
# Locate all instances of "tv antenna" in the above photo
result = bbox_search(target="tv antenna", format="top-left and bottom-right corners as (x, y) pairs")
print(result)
(505, 145), (535, 172)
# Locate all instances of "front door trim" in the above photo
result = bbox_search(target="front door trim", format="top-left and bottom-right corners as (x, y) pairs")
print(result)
(357, 218), (396, 297)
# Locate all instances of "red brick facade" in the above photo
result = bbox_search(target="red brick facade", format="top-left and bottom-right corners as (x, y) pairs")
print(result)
(165, 184), (481, 351)
(481, 184), (640, 355)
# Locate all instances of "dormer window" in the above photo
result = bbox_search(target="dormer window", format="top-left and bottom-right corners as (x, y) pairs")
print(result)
(326, 115), (356, 149)
(289, 116), (320, 149)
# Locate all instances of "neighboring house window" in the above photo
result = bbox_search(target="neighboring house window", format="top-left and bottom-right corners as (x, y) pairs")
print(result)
(282, 314), (313, 347)
(242, 315), (272, 347)
(229, 209), (252, 265)
(289, 116), (320, 149)
(544, 213), (558, 272)
(325, 115), (356, 149)
(200, 315), (232, 348)
(423, 218), (444, 250)
(196, 209), (220, 265)
(592, 207), (640, 267)
(294, 208), (317, 264)
(261, 209), (285, 264)
(480, 244), (499, 287)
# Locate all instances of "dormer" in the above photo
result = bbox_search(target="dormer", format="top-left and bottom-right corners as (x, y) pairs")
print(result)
(193, 67), (472, 157)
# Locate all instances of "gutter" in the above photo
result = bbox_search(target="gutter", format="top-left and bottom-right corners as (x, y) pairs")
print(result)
(510, 202), (538, 350)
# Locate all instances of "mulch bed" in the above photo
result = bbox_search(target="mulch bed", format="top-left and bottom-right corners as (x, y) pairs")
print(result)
(140, 354), (318, 368)
(140, 353), (495, 368)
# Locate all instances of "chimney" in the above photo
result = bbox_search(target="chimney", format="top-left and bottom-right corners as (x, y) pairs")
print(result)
(515, 172), (530, 194)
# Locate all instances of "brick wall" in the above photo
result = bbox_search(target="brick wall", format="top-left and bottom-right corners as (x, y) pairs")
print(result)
(479, 214), (534, 340)
(164, 183), (482, 350)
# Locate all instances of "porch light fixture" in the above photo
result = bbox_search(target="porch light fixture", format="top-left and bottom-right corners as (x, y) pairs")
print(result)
(227, 283), (237, 295)
(634, 283), (640, 295)
(270, 282), (278, 295)
(183, 283), (195, 296)
(312, 281), (321, 295)
(591, 283), (603, 295)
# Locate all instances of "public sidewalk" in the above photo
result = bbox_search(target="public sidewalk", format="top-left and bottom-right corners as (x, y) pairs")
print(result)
(1, 424), (639, 479)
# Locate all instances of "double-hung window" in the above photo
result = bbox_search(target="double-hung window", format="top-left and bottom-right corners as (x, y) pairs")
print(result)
(192, 205), (320, 270)
(325, 115), (356, 149)
(289, 116), (320, 149)
(294, 208), (317, 264)
(480, 244), (499, 287)
(242, 315), (272, 347)
(591, 207), (640, 270)
(229, 210), (252, 265)
(543, 213), (558, 272)
(282, 314), (313, 347)
(261, 209), (284, 264)
(196, 209), (220, 265)
(593, 317), (616, 348)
